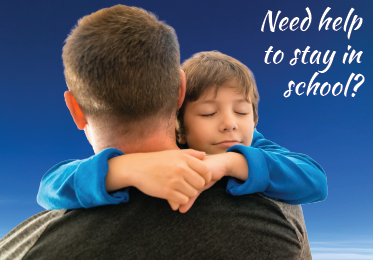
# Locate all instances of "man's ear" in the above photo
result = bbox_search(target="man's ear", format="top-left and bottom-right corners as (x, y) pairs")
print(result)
(177, 70), (186, 109)
(64, 91), (87, 130)
(177, 133), (187, 144)
(175, 124), (187, 144)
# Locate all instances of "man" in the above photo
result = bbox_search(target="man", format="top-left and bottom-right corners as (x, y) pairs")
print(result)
(0, 5), (312, 259)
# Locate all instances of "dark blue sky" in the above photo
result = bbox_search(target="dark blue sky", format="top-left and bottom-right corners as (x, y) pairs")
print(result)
(1, 1), (372, 258)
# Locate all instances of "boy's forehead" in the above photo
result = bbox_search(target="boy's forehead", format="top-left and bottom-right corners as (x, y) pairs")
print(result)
(199, 80), (249, 101)
(196, 86), (251, 104)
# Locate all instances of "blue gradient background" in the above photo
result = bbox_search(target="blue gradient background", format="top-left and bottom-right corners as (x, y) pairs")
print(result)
(1, 1), (372, 258)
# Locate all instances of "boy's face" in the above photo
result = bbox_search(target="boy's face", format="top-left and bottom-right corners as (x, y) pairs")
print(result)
(181, 80), (255, 154)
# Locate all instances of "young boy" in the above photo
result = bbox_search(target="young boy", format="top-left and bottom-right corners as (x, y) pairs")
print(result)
(37, 51), (327, 212)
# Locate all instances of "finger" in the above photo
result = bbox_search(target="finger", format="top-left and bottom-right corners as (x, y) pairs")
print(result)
(184, 155), (212, 185)
(165, 190), (189, 205)
(181, 167), (206, 190)
(174, 179), (199, 198)
(179, 194), (200, 214)
(168, 200), (180, 211)
(181, 149), (206, 160)
(201, 180), (217, 191)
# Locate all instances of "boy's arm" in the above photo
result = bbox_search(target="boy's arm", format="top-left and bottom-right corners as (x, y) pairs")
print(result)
(179, 129), (328, 213)
(225, 129), (328, 204)
(38, 148), (210, 210)
(37, 148), (128, 210)
(106, 149), (210, 210)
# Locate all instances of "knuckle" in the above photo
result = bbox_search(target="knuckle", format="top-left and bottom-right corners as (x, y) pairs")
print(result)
(204, 167), (210, 174)
(178, 167), (188, 176)
(181, 153), (191, 160)
(168, 178), (179, 187)
(174, 164), (185, 172)
(196, 179), (205, 189)
(164, 189), (173, 198)
(202, 164), (210, 173)
(206, 170), (212, 181)
(181, 196), (189, 204)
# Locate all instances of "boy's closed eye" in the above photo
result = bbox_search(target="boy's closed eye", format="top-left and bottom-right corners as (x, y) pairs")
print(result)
(236, 111), (249, 115)
(201, 111), (249, 117)
(201, 113), (216, 117)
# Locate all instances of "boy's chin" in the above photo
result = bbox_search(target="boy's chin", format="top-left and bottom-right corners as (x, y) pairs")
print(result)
(207, 146), (229, 155)
(210, 142), (242, 154)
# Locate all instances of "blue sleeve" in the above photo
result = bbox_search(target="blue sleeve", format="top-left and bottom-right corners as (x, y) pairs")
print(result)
(225, 129), (328, 205)
(37, 148), (130, 210)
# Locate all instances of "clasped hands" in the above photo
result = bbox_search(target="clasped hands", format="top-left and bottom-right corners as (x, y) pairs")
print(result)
(170, 151), (229, 213)
(106, 149), (233, 213)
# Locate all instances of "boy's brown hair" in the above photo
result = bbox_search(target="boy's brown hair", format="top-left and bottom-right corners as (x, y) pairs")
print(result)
(177, 51), (259, 139)
(62, 5), (181, 131)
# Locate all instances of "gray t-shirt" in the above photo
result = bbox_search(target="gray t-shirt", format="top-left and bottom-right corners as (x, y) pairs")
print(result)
(0, 177), (312, 260)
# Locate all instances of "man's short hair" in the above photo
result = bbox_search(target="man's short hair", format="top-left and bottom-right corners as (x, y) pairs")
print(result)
(177, 51), (260, 138)
(62, 5), (181, 128)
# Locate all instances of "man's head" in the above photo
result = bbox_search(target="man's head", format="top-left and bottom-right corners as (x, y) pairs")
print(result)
(62, 5), (184, 151)
(176, 51), (259, 153)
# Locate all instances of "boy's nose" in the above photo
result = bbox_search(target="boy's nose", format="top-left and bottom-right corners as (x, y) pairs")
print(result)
(219, 115), (238, 132)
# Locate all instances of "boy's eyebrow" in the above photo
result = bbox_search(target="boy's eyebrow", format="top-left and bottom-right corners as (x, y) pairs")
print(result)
(235, 99), (251, 104)
(196, 99), (251, 104)
(197, 100), (216, 104)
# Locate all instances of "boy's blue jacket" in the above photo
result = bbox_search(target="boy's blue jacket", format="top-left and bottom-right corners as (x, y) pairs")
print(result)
(37, 130), (328, 210)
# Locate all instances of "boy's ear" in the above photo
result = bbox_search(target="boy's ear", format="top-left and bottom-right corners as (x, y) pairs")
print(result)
(64, 91), (88, 130)
(177, 70), (186, 110)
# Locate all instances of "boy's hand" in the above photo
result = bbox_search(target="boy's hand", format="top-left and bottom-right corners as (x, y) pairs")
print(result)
(178, 153), (230, 213)
(106, 149), (212, 207)
(178, 180), (217, 213)
(202, 153), (230, 181)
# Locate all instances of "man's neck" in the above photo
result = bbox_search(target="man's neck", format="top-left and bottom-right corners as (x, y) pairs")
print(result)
(90, 123), (179, 154)
(114, 133), (179, 154)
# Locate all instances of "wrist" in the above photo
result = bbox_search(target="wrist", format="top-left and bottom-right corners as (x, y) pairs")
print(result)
(225, 152), (248, 181)
(106, 155), (134, 192)
(224, 152), (235, 177)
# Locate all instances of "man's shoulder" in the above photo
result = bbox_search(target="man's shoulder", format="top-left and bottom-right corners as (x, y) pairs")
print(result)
(257, 193), (312, 260)
(22, 186), (309, 259)
(1, 187), (312, 260)
(0, 210), (66, 260)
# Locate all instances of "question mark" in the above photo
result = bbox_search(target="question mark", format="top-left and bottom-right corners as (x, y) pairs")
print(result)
(352, 74), (365, 97)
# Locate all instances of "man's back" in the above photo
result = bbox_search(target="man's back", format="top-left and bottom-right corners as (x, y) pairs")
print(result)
(2, 177), (311, 260)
